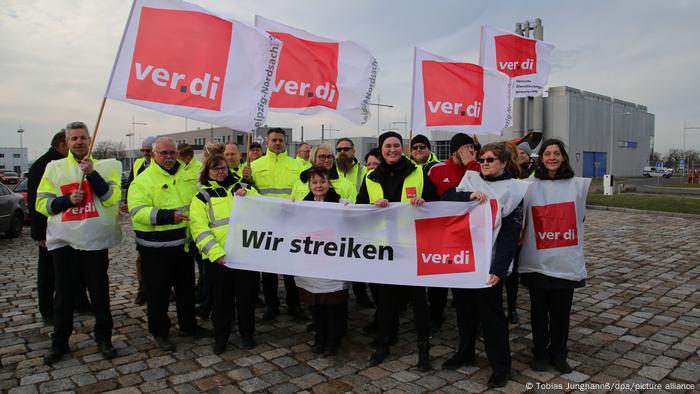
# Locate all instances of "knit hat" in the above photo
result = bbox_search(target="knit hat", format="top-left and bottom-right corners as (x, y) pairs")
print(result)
(249, 142), (262, 149)
(410, 134), (431, 150)
(142, 136), (158, 149)
(450, 133), (475, 154)
(516, 141), (532, 156)
(378, 131), (403, 148)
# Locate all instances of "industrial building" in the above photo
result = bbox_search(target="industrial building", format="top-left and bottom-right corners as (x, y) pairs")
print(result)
(0, 147), (29, 174)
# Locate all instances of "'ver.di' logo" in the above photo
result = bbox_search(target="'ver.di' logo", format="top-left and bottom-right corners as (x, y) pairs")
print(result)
(415, 214), (475, 276)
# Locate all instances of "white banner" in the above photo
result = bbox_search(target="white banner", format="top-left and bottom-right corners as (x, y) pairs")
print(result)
(479, 25), (555, 98)
(106, 0), (282, 132)
(255, 16), (378, 125)
(225, 196), (494, 288)
(410, 47), (512, 136)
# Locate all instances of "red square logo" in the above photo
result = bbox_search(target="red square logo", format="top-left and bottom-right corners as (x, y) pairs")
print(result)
(494, 34), (537, 78)
(269, 32), (339, 109)
(415, 214), (475, 276)
(531, 201), (578, 249)
(126, 7), (232, 110)
(422, 61), (484, 127)
(405, 187), (417, 200)
(60, 181), (100, 222)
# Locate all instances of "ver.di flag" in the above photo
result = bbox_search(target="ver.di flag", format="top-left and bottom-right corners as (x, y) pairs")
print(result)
(255, 16), (378, 125)
(225, 196), (494, 289)
(105, 0), (282, 132)
(479, 25), (555, 97)
(410, 47), (512, 135)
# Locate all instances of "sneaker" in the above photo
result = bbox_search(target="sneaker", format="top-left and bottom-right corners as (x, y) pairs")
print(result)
(241, 337), (256, 350)
(43, 349), (67, 366)
(487, 371), (511, 388)
(98, 341), (117, 359)
(155, 336), (175, 352)
(262, 307), (279, 321)
(551, 357), (573, 374)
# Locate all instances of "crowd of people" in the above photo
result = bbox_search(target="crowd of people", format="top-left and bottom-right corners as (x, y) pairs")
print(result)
(28, 123), (589, 389)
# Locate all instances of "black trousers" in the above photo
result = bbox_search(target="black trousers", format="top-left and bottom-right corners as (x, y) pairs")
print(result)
(209, 263), (257, 342)
(195, 248), (212, 311)
(37, 246), (55, 319)
(453, 283), (511, 375)
(262, 273), (300, 310)
(528, 287), (574, 361)
(51, 246), (113, 351)
(376, 284), (430, 345)
(309, 303), (345, 349)
(427, 287), (448, 326)
(140, 248), (196, 337)
(505, 255), (520, 313)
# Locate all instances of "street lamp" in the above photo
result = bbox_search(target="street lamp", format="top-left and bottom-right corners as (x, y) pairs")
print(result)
(125, 132), (135, 170)
(17, 125), (24, 173)
(608, 100), (630, 176)
(392, 118), (408, 139)
(683, 121), (700, 174)
(369, 94), (394, 136)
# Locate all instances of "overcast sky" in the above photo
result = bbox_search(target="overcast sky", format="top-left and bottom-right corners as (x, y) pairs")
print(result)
(1, 0), (699, 159)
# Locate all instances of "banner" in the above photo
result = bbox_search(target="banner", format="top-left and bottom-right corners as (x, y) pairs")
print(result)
(479, 25), (555, 97)
(105, 0), (282, 132)
(255, 16), (378, 125)
(225, 196), (494, 288)
(410, 47), (512, 136)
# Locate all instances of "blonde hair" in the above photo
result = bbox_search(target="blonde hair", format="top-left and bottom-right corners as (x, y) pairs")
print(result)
(309, 143), (335, 165)
(202, 142), (225, 161)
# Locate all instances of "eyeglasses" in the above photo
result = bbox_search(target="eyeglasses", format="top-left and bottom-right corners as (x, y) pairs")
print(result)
(140, 148), (152, 153)
(336, 147), (353, 153)
(411, 144), (428, 151)
(477, 157), (498, 163)
(317, 154), (334, 161)
(157, 150), (177, 156)
(209, 166), (229, 173)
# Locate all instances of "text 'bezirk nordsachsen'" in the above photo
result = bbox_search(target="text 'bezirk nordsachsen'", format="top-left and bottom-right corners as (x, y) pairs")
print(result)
(241, 229), (394, 261)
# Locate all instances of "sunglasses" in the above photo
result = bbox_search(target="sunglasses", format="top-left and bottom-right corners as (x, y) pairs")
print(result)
(477, 157), (498, 163)
(336, 147), (353, 152)
(411, 144), (428, 151)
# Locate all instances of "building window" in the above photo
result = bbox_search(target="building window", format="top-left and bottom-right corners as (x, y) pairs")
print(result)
(435, 141), (450, 161)
(0, 165), (4, 169)
(0, 154), (4, 158)
(237, 134), (244, 144)
(13, 153), (20, 158)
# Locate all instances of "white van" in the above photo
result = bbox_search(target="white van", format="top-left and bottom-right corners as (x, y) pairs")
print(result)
(642, 166), (672, 178)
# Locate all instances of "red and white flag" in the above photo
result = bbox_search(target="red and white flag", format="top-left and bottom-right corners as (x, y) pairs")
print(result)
(410, 48), (511, 135)
(255, 16), (378, 125)
(479, 25), (554, 97)
(105, 0), (282, 132)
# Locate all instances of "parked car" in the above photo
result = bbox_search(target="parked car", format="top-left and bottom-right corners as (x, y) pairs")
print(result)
(642, 166), (672, 178)
(1, 171), (20, 184)
(13, 178), (31, 224)
(0, 183), (25, 237)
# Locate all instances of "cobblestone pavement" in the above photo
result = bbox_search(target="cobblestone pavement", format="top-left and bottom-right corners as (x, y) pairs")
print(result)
(1, 210), (699, 393)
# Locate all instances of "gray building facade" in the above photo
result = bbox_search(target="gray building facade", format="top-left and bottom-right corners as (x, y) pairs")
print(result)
(0, 147), (29, 174)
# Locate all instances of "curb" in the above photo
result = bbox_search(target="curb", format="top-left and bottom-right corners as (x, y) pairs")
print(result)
(586, 204), (700, 220)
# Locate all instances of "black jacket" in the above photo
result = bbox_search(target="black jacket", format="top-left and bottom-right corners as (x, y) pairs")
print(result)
(356, 156), (438, 203)
(441, 171), (523, 280)
(28, 147), (64, 241)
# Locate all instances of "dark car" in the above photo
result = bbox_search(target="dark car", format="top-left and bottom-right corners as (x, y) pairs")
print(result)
(0, 182), (25, 237)
(1, 171), (20, 184)
(13, 178), (31, 224)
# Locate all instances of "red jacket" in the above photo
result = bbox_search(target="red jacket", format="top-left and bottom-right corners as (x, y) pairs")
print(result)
(427, 159), (481, 197)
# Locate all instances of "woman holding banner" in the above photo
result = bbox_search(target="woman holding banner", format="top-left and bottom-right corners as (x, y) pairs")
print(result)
(294, 166), (350, 356)
(356, 131), (438, 371)
(441, 142), (528, 389)
(291, 143), (357, 202)
(518, 139), (591, 374)
(189, 154), (259, 354)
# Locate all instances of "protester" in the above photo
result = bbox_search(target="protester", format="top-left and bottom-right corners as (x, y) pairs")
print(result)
(295, 166), (350, 356)
(247, 141), (263, 161)
(291, 143), (356, 202)
(335, 138), (364, 192)
(357, 131), (438, 371)
(441, 142), (528, 388)
(128, 137), (212, 352)
(37, 121), (122, 365)
(423, 133), (480, 332)
(28, 129), (92, 324)
(364, 148), (381, 172)
(189, 154), (258, 354)
(202, 142), (225, 163)
(224, 142), (252, 180)
(251, 128), (305, 321)
(516, 141), (536, 178)
(178, 143), (203, 176)
(409, 134), (439, 170)
(518, 139), (590, 374)
(296, 142), (312, 170)
(125, 135), (158, 306)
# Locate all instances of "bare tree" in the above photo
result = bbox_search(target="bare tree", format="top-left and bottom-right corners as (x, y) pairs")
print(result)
(93, 140), (126, 159)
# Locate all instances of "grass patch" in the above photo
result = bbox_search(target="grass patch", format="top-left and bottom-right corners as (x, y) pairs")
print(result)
(587, 193), (700, 215)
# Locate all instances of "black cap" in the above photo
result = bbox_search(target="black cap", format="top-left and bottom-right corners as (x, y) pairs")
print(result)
(450, 133), (475, 154)
(249, 142), (262, 149)
(378, 131), (403, 148)
(410, 134), (431, 150)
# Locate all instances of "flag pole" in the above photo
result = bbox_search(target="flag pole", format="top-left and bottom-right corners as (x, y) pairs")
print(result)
(78, 97), (108, 191)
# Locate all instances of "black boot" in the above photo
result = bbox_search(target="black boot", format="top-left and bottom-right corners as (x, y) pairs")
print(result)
(442, 347), (475, 370)
(417, 341), (431, 371)
(369, 345), (390, 366)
